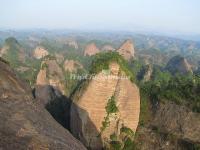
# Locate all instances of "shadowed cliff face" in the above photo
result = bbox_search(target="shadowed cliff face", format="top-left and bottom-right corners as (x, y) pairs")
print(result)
(70, 62), (140, 149)
(36, 58), (66, 95)
(166, 55), (193, 75)
(0, 59), (86, 150)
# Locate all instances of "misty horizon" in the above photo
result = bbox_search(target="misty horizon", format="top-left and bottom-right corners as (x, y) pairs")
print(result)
(1, 0), (200, 35)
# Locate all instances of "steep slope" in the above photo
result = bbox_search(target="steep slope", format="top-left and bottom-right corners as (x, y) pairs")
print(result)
(70, 59), (140, 149)
(117, 39), (135, 60)
(84, 43), (100, 56)
(0, 58), (86, 150)
(36, 56), (65, 94)
(33, 46), (49, 59)
(0, 37), (26, 66)
(166, 55), (193, 75)
(136, 102), (200, 150)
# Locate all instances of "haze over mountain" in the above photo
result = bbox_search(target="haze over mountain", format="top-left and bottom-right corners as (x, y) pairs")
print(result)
(1, 0), (200, 41)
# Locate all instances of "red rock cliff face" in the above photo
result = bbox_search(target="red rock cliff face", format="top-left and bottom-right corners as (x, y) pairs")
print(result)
(70, 62), (140, 149)
(33, 46), (49, 59)
(84, 43), (100, 56)
(117, 40), (135, 60)
(36, 59), (65, 94)
(0, 59), (86, 150)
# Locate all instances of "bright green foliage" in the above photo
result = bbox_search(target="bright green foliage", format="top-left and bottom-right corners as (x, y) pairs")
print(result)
(100, 115), (110, 133)
(108, 126), (136, 150)
(106, 95), (119, 114)
(120, 126), (135, 138)
(89, 52), (135, 82)
(140, 69), (200, 112)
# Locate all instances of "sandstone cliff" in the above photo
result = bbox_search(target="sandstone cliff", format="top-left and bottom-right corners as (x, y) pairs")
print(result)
(36, 58), (65, 94)
(166, 55), (193, 75)
(70, 62), (140, 149)
(84, 43), (100, 56)
(0, 58), (86, 150)
(33, 46), (49, 59)
(117, 40), (135, 60)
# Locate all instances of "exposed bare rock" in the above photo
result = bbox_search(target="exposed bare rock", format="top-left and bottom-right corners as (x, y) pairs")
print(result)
(135, 102), (200, 150)
(36, 58), (66, 98)
(64, 59), (83, 72)
(33, 46), (49, 59)
(0, 59), (86, 150)
(0, 45), (9, 57)
(84, 43), (100, 56)
(102, 45), (115, 51)
(166, 55), (193, 75)
(152, 102), (200, 144)
(71, 62), (140, 149)
(117, 39), (135, 60)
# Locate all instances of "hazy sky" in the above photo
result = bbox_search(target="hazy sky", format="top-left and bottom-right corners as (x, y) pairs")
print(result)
(1, 0), (200, 34)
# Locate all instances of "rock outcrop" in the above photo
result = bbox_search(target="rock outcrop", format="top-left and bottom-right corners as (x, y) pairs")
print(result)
(102, 45), (115, 51)
(64, 59), (83, 72)
(84, 43), (100, 56)
(0, 58), (86, 150)
(35, 57), (66, 102)
(136, 102), (200, 150)
(117, 40), (135, 60)
(138, 64), (153, 82)
(70, 62), (140, 149)
(33, 46), (49, 59)
(166, 55), (193, 75)
(0, 37), (26, 64)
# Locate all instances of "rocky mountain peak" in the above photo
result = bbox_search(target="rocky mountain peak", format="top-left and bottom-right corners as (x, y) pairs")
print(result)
(33, 46), (49, 59)
(84, 43), (100, 56)
(117, 39), (135, 60)
(36, 57), (66, 99)
(70, 60), (140, 149)
(166, 55), (193, 74)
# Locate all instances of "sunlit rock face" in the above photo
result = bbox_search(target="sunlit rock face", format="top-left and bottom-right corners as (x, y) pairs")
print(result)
(33, 46), (49, 59)
(71, 62), (140, 149)
(117, 39), (135, 60)
(84, 43), (100, 56)
(36, 59), (65, 94)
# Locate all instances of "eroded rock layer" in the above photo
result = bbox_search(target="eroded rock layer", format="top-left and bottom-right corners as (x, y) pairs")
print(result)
(71, 62), (140, 149)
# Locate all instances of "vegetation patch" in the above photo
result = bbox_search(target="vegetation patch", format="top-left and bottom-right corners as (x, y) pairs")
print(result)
(100, 95), (118, 134)
(89, 52), (135, 82)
